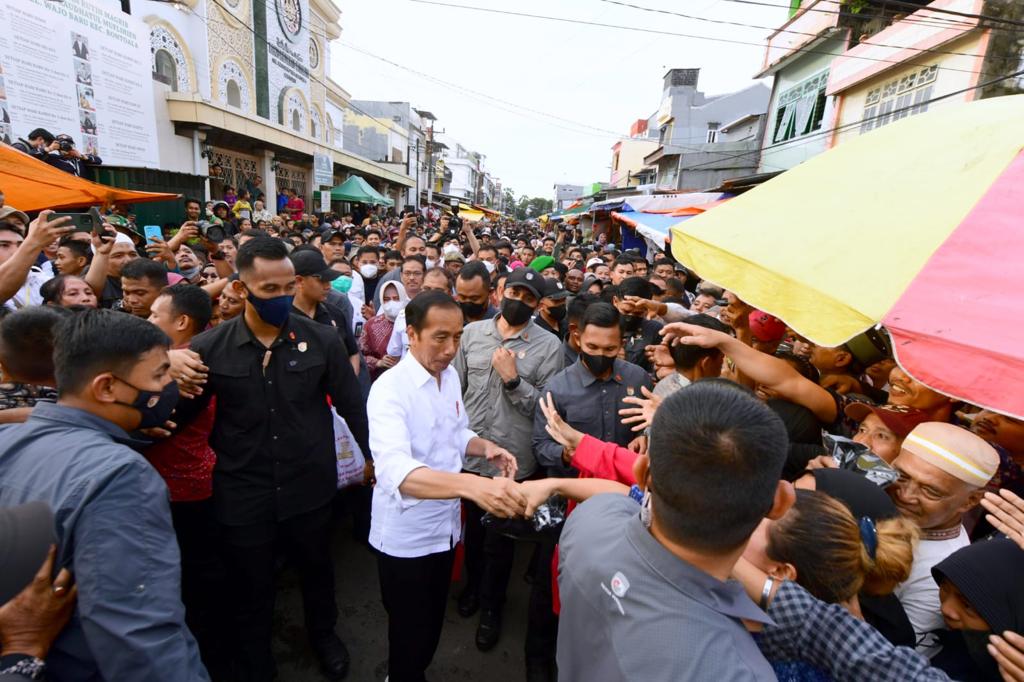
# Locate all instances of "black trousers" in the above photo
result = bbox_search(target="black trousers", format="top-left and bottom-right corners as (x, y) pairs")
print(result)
(377, 548), (456, 682)
(463, 497), (559, 663)
(220, 504), (337, 682)
(171, 498), (229, 679)
(462, 497), (515, 611)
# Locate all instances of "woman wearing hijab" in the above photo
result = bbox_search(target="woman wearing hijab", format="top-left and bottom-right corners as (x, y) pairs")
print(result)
(360, 280), (407, 380)
(930, 538), (1024, 681)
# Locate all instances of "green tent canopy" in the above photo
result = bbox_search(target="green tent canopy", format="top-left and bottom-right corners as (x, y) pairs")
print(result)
(328, 175), (394, 206)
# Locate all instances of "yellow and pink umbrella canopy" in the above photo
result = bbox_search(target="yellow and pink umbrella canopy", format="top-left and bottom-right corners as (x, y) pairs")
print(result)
(670, 95), (1024, 418)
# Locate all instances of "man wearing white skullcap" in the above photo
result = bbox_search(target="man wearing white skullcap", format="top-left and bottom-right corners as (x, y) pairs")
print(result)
(888, 421), (1000, 658)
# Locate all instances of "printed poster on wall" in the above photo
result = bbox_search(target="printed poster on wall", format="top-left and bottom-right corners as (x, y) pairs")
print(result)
(0, 0), (159, 168)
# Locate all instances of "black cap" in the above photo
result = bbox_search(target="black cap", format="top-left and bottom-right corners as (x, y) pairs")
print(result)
(505, 267), (543, 299)
(321, 227), (346, 243)
(543, 277), (570, 300)
(0, 501), (54, 603)
(290, 250), (340, 281)
(55, 133), (75, 146)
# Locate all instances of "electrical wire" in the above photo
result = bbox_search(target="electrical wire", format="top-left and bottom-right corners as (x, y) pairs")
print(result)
(716, 0), (1024, 31)
(598, 0), (993, 61)
(408, 0), (990, 77)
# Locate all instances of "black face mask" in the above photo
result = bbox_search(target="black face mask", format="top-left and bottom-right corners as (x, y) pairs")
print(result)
(460, 300), (488, 321)
(501, 297), (535, 327)
(622, 314), (643, 332)
(547, 304), (567, 321)
(580, 351), (615, 377)
(113, 377), (180, 430)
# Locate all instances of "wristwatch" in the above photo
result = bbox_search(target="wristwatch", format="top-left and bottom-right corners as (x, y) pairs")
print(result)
(503, 375), (521, 391)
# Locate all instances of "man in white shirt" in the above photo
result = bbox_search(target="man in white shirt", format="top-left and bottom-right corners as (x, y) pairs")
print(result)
(888, 421), (999, 657)
(368, 290), (526, 682)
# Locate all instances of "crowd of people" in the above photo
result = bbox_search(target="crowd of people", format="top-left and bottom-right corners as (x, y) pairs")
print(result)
(0, 171), (1023, 682)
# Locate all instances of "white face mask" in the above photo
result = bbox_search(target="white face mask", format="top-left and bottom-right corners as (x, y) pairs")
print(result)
(425, 258), (436, 269)
(359, 263), (378, 279)
(483, 259), (496, 274)
(381, 300), (403, 320)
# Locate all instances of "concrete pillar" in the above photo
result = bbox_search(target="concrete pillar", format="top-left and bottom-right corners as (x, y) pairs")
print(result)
(261, 150), (276, 212)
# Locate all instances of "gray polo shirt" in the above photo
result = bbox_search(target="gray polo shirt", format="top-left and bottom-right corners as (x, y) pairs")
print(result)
(452, 317), (563, 479)
(557, 494), (775, 681)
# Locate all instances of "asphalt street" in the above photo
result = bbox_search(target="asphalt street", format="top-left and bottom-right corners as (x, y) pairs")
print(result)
(273, 514), (533, 682)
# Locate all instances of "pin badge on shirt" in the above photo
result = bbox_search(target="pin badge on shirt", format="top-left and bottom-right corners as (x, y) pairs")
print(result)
(298, 342), (308, 352)
(518, 350), (526, 359)
(626, 386), (635, 396)
(288, 331), (296, 341)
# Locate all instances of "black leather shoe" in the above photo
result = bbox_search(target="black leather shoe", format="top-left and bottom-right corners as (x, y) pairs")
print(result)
(475, 609), (502, 651)
(457, 589), (480, 618)
(311, 633), (350, 680)
(526, 658), (556, 682)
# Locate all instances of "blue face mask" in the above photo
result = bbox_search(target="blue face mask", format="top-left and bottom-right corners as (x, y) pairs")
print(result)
(331, 275), (353, 293)
(245, 286), (293, 328)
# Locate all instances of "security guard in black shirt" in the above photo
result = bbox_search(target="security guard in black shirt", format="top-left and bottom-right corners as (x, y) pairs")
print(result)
(177, 237), (367, 681)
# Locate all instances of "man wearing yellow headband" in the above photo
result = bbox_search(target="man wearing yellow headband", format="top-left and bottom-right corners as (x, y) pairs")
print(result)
(888, 422), (999, 658)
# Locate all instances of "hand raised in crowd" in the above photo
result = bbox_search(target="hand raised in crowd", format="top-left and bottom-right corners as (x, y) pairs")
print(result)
(619, 386), (662, 433)
(990, 630), (1024, 682)
(623, 295), (664, 320)
(168, 222), (198, 252)
(25, 210), (75, 251)
(981, 489), (1024, 551)
(377, 355), (399, 370)
(144, 236), (176, 267)
(471, 477), (527, 518)
(539, 392), (583, 462)
(90, 225), (115, 255)
(646, 343), (675, 378)
(660, 321), (729, 348)
(168, 348), (208, 398)
(361, 304), (375, 321)
(0, 546), (77, 660)
(491, 347), (518, 383)
(482, 441), (518, 479)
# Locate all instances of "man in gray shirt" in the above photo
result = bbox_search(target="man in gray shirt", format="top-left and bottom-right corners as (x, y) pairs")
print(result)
(557, 381), (795, 681)
(452, 266), (563, 660)
(533, 303), (653, 472)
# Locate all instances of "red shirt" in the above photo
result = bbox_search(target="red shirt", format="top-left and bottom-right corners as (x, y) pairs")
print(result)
(286, 196), (305, 220)
(144, 397), (217, 502)
(570, 434), (639, 486)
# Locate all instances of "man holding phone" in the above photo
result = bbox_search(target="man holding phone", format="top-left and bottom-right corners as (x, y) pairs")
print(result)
(0, 211), (77, 311)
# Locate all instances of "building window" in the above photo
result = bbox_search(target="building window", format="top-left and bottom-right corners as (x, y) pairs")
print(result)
(860, 64), (938, 135)
(226, 80), (241, 108)
(292, 109), (301, 132)
(153, 49), (178, 91)
(772, 70), (829, 144)
(706, 123), (719, 144)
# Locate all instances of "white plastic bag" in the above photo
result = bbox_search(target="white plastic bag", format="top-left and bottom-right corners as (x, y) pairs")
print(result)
(333, 411), (366, 489)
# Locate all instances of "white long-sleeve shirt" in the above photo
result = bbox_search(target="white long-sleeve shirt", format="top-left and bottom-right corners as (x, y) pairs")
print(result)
(368, 352), (476, 558)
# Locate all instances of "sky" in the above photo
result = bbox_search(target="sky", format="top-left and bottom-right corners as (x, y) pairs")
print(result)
(329, 0), (790, 199)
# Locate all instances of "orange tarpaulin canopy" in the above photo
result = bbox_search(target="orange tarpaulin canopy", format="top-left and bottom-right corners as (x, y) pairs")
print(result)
(0, 145), (179, 211)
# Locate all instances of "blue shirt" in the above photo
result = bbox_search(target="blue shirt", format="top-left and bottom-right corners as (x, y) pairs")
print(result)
(532, 358), (653, 470)
(0, 403), (208, 682)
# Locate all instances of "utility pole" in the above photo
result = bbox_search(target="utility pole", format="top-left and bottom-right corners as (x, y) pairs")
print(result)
(426, 123), (434, 207)
(413, 137), (420, 208)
